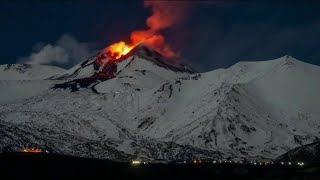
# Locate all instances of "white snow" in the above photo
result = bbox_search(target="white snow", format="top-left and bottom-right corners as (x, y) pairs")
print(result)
(0, 64), (66, 104)
(0, 64), (65, 80)
(0, 55), (319, 161)
(0, 80), (57, 104)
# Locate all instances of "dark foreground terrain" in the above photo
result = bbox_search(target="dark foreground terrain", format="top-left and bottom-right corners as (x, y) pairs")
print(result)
(0, 153), (320, 180)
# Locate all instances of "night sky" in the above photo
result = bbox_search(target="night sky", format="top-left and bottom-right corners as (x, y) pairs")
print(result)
(1, 0), (320, 72)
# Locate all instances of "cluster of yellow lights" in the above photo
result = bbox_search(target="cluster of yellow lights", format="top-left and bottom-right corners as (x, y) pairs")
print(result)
(297, 162), (304, 166)
(130, 159), (305, 166)
(131, 160), (141, 165)
(192, 160), (202, 164)
(191, 160), (305, 166)
(21, 148), (42, 153)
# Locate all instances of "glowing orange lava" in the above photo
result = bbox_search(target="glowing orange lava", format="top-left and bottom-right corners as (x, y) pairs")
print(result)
(104, 41), (140, 60)
(101, 30), (174, 61)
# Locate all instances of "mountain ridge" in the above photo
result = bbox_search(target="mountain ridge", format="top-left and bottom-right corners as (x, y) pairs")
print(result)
(0, 52), (319, 162)
(0, 64), (65, 80)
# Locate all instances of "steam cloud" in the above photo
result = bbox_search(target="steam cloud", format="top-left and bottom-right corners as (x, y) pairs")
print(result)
(18, 34), (97, 67)
(130, 0), (189, 57)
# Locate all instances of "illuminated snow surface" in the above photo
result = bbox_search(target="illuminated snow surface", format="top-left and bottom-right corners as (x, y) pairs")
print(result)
(0, 46), (319, 162)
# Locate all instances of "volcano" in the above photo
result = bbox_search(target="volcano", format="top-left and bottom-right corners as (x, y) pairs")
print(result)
(0, 46), (320, 162)
(51, 44), (194, 92)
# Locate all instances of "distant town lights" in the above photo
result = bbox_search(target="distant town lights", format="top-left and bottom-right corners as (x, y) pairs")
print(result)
(193, 160), (197, 164)
(129, 159), (306, 167)
(132, 160), (141, 165)
(21, 148), (42, 153)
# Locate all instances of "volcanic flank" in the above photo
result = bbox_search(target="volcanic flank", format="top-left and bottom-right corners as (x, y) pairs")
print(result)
(51, 44), (193, 92)
(51, 0), (191, 91)
(0, 52), (320, 162)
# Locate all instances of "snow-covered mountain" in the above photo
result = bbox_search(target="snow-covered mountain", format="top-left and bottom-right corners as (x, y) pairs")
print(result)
(275, 141), (320, 163)
(0, 64), (65, 104)
(0, 46), (319, 162)
(0, 64), (65, 80)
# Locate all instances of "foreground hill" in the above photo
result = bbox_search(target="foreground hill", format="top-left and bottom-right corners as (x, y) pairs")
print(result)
(2, 153), (318, 179)
(276, 141), (320, 163)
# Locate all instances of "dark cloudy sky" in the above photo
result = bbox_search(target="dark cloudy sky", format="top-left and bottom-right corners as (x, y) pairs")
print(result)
(1, 0), (320, 72)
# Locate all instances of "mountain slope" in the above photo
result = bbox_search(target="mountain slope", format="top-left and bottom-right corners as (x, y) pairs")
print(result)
(0, 64), (65, 80)
(275, 141), (320, 163)
(0, 49), (319, 162)
(0, 64), (66, 104)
